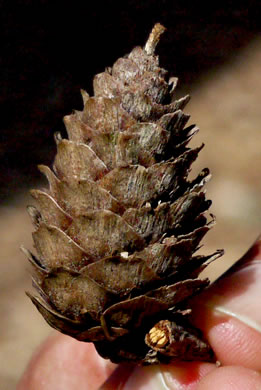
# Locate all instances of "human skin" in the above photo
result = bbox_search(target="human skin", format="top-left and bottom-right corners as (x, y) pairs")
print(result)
(17, 237), (261, 390)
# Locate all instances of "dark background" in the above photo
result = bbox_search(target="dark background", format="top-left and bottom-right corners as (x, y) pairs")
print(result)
(1, 0), (261, 201)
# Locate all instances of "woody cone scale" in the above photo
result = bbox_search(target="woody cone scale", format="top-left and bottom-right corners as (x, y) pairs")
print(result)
(24, 24), (223, 364)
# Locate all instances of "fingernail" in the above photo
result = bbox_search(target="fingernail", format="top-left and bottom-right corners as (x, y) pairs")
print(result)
(123, 363), (216, 390)
(123, 366), (169, 390)
(99, 364), (135, 390)
(194, 237), (261, 334)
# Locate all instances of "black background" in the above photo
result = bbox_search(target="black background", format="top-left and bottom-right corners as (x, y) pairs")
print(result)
(1, 0), (261, 201)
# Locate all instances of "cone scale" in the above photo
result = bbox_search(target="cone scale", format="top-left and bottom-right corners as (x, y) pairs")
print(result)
(24, 24), (223, 364)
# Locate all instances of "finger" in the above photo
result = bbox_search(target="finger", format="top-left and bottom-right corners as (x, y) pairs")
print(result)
(190, 236), (261, 370)
(197, 366), (261, 390)
(100, 362), (216, 390)
(17, 333), (116, 390)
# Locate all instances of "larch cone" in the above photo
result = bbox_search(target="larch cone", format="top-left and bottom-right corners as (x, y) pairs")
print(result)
(23, 24), (224, 364)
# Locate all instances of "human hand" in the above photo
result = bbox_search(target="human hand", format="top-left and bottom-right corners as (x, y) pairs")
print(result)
(17, 237), (261, 390)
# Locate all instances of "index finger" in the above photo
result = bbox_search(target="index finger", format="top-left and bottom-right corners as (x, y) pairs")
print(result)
(190, 236), (261, 370)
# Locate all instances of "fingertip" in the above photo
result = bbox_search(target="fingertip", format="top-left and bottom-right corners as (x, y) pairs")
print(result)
(191, 301), (261, 370)
(206, 314), (261, 370)
(198, 366), (261, 390)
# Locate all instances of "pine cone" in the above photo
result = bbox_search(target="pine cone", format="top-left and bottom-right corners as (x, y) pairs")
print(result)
(24, 24), (223, 364)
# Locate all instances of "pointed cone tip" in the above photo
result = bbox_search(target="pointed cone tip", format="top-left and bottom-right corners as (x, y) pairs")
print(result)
(144, 23), (166, 56)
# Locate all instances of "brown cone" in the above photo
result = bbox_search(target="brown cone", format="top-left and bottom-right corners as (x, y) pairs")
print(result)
(24, 23), (223, 364)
